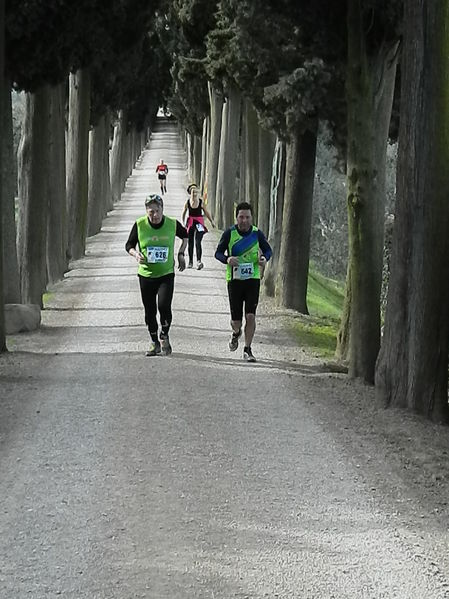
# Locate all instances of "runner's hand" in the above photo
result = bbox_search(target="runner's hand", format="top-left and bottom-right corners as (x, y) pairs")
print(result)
(133, 251), (145, 264)
(227, 256), (239, 267)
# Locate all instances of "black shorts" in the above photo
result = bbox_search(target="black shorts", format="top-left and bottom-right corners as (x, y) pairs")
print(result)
(158, 173), (166, 180)
(227, 279), (260, 321)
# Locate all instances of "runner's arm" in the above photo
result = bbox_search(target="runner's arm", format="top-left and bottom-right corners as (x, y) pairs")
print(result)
(214, 229), (231, 264)
(202, 205), (215, 227)
(125, 222), (138, 253)
(258, 230), (273, 261)
(125, 222), (145, 262)
(181, 202), (188, 226)
(176, 221), (188, 240)
(176, 221), (188, 271)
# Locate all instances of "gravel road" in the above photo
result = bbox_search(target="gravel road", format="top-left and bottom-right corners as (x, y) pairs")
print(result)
(2, 119), (449, 598)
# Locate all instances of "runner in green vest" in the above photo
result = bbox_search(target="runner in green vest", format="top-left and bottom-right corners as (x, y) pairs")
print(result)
(125, 194), (188, 356)
(214, 202), (272, 362)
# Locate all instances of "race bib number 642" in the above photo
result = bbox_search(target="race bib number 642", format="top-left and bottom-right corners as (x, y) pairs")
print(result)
(233, 262), (254, 280)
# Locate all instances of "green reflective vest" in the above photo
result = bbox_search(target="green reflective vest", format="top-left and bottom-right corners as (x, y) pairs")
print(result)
(136, 216), (176, 278)
(226, 225), (260, 282)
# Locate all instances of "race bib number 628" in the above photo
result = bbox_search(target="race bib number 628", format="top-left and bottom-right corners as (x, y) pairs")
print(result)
(147, 246), (168, 263)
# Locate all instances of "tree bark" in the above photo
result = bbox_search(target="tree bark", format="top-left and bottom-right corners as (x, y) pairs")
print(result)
(67, 69), (91, 261)
(276, 122), (317, 313)
(192, 134), (202, 185)
(244, 98), (259, 209)
(345, 0), (399, 382)
(46, 82), (68, 284)
(103, 112), (113, 212)
(207, 82), (223, 218)
(0, 0), (6, 352)
(120, 128), (131, 189)
(221, 84), (241, 229)
(110, 109), (126, 206)
(215, 99), (228, 228)
(17, 88), (49, 306)
(265, 137), (286, 297)
(335, 263), (351, 360)
(258, 125), (276, 235)
(200, 117), (208, 193)
(186, 131), (193, 181)
(375, 1), (449, 422)
(2, 81), (20, 302)
(88, 114), (109, 236)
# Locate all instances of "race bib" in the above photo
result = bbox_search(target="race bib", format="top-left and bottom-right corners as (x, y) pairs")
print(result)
(233, 262), (254, 280)
(147, 246), (168, 263)
(196, 223), (205, 232)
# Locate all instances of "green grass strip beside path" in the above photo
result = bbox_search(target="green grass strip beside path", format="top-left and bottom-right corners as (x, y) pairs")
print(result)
(289, 268), (345, 359)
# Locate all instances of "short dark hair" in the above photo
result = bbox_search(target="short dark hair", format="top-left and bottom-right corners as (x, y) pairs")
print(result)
(235, 202), (252, 217)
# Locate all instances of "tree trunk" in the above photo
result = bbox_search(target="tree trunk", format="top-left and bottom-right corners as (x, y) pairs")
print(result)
(244, 98), (259, 209)
(2, 82), (20, 302)
(265, 137), (286, 297)
(67, 69), (91, 261)
(120, 128), (131, 189)
(375, 1), (449, 422)
(17, 88), (49, 306)
(207, 82), (223, 218)
(110, 109), (126, 205)
(0, 0), (6, 352)
(345, 0), (399, 382)
(215, 99), (228, 228)
(103, 112), (113, 212)
(186, 131), (193, 181)
(258, 125), (276, 235)
(192, 134), (202, 185)
(276, 122), (317, 313)
(200, 117), (208, 193)
(221, 84), (241, 229)
(87, 114), (109, 236)
(46, 82), (68, 284)
(335, 263), (351, 360)
(238, 111), (246, 204)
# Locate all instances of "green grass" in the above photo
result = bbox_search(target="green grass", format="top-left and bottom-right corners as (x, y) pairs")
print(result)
(288, 267), (345, 358)
(42, 292), (53, 307)
(307, 269), (345, 319)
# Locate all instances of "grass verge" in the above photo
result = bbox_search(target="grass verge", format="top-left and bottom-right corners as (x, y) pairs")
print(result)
(289, 268), (344, 359)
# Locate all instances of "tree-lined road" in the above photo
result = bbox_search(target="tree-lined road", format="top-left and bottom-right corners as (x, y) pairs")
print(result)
(2, 120), (449, 598)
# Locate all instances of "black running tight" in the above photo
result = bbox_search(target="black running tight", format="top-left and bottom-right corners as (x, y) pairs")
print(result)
(138, 273), (174, 339)
(188, 226), (204, 262)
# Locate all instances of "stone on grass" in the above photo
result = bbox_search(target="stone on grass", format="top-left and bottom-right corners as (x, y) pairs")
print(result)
(5, 304), (41, 334)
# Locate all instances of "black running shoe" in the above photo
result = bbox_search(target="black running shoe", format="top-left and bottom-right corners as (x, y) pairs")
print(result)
(160, 334), (172, 356)
(146, 341), (161, 356)
(229, 330), (241, 351)
(243, 346), (256, 362)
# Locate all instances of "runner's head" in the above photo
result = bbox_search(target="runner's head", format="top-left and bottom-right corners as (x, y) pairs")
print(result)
(145, 194), (164, 224)
(235, 202), (253, 232)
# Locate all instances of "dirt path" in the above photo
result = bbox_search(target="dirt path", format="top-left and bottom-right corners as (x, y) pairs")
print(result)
(2, 118), (449, 598)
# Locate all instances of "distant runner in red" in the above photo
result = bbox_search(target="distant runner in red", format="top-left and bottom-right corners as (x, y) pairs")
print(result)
(155, 159), (168, 194)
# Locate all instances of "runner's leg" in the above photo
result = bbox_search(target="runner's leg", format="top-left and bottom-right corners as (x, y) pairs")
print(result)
(139, 275), (159, 341)
(187, 226), (195, 266)
(157, 274), (175, 337)
(243, 279), (261, 349)
(195, 230), (204, 263)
